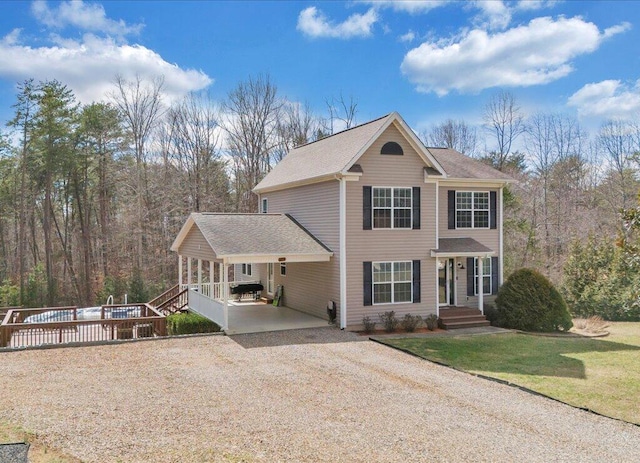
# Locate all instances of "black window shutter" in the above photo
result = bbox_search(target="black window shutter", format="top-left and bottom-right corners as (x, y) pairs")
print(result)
(363, 261), (372, 306)
(467, 257), (475, 296)
(490, 191), (497, 229)
(448, 190), (456, 229)
(412, 260), (421, 303)
(491, 256), (499, 294)
(412, 187), (421, 229)
(363, 186), (372, 230)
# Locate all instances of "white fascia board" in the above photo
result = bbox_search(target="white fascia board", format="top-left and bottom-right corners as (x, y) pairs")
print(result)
(221, 253), (333, 264)
(438, 179), (511, 188)
(253, 173), (338, 194)
(430, 250), (496, 258)
(170, 215), (195, 252)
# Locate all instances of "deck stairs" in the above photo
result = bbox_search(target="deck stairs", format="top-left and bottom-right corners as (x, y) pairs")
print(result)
(439, 307), (490, 330)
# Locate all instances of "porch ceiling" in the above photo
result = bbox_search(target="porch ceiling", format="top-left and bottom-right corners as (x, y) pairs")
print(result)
(431, 237), (495, 258)
(172, 212), (333, 264)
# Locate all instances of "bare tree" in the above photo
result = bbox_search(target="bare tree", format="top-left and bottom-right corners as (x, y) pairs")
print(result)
(322, 93), (358, 135)
(598, 119), (637, 210)
(483, 90), (525, 171)
(422, 118), (478, 156)
(223, 74), (282, 212)
(110, 74), (164, 269)
(273, 101), (318, 162)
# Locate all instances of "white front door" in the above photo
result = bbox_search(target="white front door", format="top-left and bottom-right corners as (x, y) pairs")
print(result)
(267, 263), (274, 295)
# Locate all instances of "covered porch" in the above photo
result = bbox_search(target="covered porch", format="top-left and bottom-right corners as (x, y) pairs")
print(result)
(171, 213), (333, 333)
(431, 237), (497, 317)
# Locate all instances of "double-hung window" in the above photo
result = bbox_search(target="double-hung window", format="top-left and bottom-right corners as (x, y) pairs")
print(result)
(242, 263), (252, 276)
(373, 261), (413, 304)
(456, 191), (489, 228)
(473, 258), (491, 295)
(372, 187), (412, 229)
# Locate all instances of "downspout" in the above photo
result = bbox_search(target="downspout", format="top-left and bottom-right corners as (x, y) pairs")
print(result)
(338, 175), (347, 330)
(435, 181), (439, 317)
(499, 186), (504, 286)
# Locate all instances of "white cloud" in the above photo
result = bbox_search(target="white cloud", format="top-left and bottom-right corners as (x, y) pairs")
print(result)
(568, 79), (640, 120)
(399, 30), (416, 43)
(297, 6), (378, 39)
(472, 1), (511, 30)
(603, 22), (632, 39)
(0, 32), (212, 104)
(515, 0), (559, 11)
(31, 0), (143, 37)
(401, 16), (629, 96)
(358, 0), (447, 14)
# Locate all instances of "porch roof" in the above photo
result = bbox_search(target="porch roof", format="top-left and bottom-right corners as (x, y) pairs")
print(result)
(171, 213), (333, 264)
(431, 238), (495, 258)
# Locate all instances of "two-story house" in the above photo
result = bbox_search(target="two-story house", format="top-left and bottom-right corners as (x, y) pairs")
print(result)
(171, 112), (512, 332)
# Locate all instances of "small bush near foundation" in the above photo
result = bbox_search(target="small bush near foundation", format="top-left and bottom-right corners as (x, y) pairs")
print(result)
(167, 311), (221, 335)
(401, 314), (422, 332)
(379, 311), (399, 333)
(362, 316), (376, 333)
(424, 314), (438, 331)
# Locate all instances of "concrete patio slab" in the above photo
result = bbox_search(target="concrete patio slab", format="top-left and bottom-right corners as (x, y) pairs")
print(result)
(226, 301), (330, 335)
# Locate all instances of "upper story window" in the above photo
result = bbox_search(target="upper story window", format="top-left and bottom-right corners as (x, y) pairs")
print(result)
(381, 141), (403, 156)
(261, 198), (268, 213)
(456, 191), (489, 229)
(373, 187), (412, 229)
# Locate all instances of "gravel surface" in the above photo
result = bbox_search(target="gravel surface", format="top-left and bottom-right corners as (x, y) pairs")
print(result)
(1, 327), (639, 462)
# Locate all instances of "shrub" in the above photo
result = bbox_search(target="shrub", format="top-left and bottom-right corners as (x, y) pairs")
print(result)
(495, 268), (572, 332)
(362, 316), (376, 334)
(167, 311), (221, 335)
(483, 304), (499, 326)
(379, 311), (399, 333)
(424, 314), (438, 331)
(401, 314), (422, 332)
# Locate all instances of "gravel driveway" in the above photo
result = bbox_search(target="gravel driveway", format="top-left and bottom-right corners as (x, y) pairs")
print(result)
(1, 327), (638, 462)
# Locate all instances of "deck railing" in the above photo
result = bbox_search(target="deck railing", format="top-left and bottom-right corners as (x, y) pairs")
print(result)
(148, 285), (188, 315)
(180, 281), (261, 301)
(0, 304), (166, 349)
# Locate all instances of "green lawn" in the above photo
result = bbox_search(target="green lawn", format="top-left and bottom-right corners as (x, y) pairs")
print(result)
(381, 323), (640, 425)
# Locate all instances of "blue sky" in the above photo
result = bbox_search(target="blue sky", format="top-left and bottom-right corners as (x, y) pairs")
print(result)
(0, 1), (638, 139)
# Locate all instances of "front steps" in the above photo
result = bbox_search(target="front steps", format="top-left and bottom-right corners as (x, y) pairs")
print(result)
(439, 307), (490, 330)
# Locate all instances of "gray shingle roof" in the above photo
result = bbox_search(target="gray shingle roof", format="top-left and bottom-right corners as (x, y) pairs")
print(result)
(427, 148), (513, 181)
(190, 213), (332, 258)
(432, 238), (494, 255)
(254, 114), (391, 192)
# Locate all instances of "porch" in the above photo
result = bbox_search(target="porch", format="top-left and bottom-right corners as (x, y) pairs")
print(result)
(225, 301), (329, 335)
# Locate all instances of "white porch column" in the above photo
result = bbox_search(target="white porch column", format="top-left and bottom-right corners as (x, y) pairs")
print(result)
(478, 256), (484, 315)
(197, 259), (202, 291)
(187, 258), (192, 288)
(209, 261), (214, 298)
(222, 261), (229, 331)
(178, 254), (183, 288)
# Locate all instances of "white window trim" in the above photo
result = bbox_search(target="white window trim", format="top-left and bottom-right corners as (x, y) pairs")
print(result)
(242, 263), (252, 277)
(280, 262), (286, 276)
(456, 191), (490, 229)
(261, 198), (268, 213)
(372, 260), (413, 305)
(372, 186), (413, 230)
(473, 258), (492, 296)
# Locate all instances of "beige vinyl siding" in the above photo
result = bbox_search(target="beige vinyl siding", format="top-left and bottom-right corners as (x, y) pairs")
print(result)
(346, 123), (438, 327)
(265, 181), (340, 319)
(177, 226), (217, 262)
(438, 185), (501, 309)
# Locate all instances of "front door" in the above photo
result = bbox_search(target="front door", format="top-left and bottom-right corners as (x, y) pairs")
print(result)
(267, 263), (275, 295)
(438, 258), (455, 306)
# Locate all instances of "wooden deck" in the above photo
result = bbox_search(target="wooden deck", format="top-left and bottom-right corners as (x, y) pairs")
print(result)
(439, 306), (490, 330)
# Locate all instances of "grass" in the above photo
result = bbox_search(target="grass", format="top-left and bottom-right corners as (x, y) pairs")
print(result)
(0, 420), (82, 462)
(381, 322), (640, 425)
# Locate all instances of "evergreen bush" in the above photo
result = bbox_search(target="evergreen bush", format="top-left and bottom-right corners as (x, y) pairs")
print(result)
(166, 311), (221, 335)
(495, 268), (572, 332)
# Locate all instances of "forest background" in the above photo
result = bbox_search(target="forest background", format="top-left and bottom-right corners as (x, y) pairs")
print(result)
(0, 74), (638, 319)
